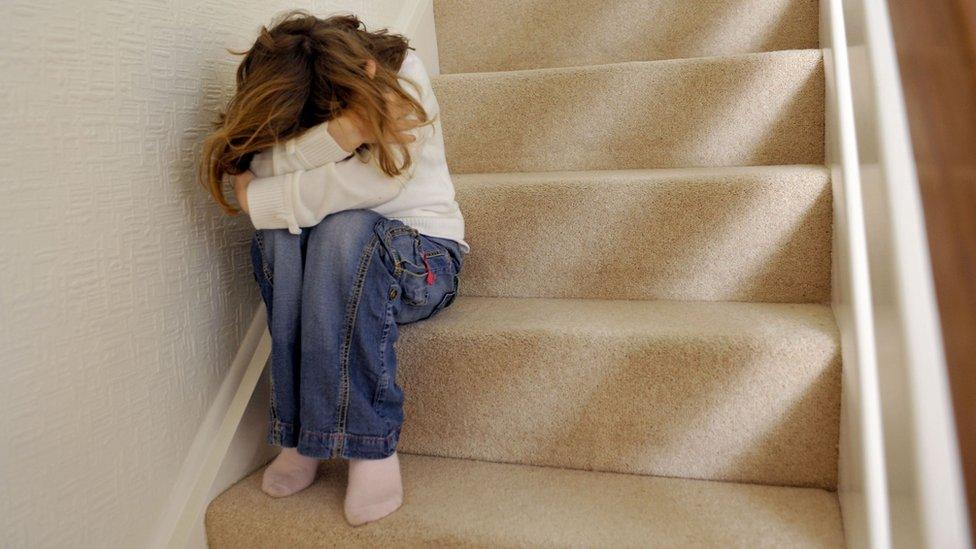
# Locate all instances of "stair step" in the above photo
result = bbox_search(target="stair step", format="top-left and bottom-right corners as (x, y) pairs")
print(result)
(455, 165), (831, 303)
(207, 454), (844, 548)
(433, 50), (825, 174)
(395, 296), (840, 489)
(435, 0), (821, 73)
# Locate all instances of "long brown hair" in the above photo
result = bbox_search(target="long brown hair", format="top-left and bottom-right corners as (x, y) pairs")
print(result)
(200, 11), (429, 214)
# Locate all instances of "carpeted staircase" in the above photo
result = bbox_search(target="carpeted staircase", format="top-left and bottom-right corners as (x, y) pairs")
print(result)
(207, 0), (845, 546)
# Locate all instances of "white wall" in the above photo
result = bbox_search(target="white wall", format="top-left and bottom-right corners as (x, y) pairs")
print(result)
(0, 1), (401, 547)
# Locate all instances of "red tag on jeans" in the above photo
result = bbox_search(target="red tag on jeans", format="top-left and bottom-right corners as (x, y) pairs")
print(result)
(421, 252), (436, 285)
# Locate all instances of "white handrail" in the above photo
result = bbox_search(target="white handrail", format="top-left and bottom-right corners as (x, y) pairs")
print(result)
(822, 0), (891, 547)
(839, 0), (972, 546)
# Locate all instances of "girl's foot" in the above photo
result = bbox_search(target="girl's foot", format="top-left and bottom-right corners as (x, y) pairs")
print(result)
(261, 447), (319, 498)
(344, 451), (403, 526)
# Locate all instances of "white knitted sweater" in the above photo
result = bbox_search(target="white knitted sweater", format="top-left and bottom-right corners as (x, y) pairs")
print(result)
(244, 50), (468, 253)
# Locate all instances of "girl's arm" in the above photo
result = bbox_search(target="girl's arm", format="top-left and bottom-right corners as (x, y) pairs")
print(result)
(267, 116), (364, 174)
(244, 156), (406, 233)
(240, 111), (398, 231)
(243, 111), (427, 233)
(242, 51), (436, 233)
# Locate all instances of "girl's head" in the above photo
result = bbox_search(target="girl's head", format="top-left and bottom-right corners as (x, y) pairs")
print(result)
(200, 11), (428, 214)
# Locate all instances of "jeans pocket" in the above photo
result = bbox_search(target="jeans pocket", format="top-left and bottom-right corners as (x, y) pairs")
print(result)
(422, 272), (459, 321)
(399, 269), (429, 306)
(433, 288), (457, 315)
(387, 230), (429, 305)
(434, 273), (459, 312)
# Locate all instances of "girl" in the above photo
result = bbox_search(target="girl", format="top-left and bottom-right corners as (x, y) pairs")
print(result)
(199, 11), (467, 526)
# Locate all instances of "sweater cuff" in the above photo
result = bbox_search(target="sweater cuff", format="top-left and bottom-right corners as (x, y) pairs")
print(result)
(246, 173), (300, 234)
(290, 122), (351, 169)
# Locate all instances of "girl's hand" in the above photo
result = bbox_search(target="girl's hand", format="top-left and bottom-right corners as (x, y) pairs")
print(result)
(233, 170), (254, 213)
(327, 113), (368, 153)
(377, 93), (421, 145)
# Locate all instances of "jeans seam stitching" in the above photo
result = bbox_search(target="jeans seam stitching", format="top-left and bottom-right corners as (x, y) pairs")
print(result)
(374, 297), (395, 425)
(268, 418), (288, 446)
(333, 234), (380, 457)
(270, 420), (398, 444)
(377, 297), (394, 388)
(255, 231), (274, 284)
(268, 367), (279, 422)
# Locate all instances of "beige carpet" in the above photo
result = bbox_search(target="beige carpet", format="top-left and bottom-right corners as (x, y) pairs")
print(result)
(433, 51), (825, 174)
(206, 454), (844, 548)
(454, 165), (832, 302)
(435, 0), (821, 73)
(395, 297), (840, 489)
(208, 0), (842, 545)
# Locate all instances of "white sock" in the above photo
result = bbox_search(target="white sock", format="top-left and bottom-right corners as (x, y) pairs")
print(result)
(261, 447), (319, 498)
(343, 451), (404, 526)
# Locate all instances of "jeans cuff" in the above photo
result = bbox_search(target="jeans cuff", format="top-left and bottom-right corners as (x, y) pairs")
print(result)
(267, 418), (298, 447)
(267, 419), (400, 460)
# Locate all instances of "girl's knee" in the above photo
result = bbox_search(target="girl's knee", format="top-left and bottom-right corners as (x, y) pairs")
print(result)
(309, 210), (387, 264)
(316, 209), (382, 240)
(316, 210), (410, 247)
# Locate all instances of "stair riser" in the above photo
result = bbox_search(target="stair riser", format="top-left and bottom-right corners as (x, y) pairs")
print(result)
(435, 0), (821, 73)
(433, 51), (825, 174)
(455, 167), (832, 303)
(396, 299), (841, 489)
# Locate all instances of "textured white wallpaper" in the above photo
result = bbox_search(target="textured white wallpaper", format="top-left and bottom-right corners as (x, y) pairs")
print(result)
(0, 1), (400, 547)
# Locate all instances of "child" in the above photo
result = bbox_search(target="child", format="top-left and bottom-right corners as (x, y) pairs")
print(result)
(199, 11), (468, 526)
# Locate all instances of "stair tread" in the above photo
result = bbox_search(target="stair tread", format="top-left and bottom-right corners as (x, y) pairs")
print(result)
(455, 163), (829, 183)
(206, 453), (844, 548)
(435, 0), (821, 73)
(433, 49), (825, 174)
(403, 295), (836, 340)
(453, 165), (832, 302)
(395, 296), (840, 488)
(436, 48), (822, 78)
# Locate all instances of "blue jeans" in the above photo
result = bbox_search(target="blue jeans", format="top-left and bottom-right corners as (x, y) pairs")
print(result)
(249, 209), (464, 460)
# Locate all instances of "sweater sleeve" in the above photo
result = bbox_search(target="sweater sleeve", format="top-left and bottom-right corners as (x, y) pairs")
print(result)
(245, 156), (406, 233)
(272, 121), (352, 173)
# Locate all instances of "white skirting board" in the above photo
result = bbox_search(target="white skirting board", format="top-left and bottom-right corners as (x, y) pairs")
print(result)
(149, 303), (273, 549)
(183, 367), (275, 549)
